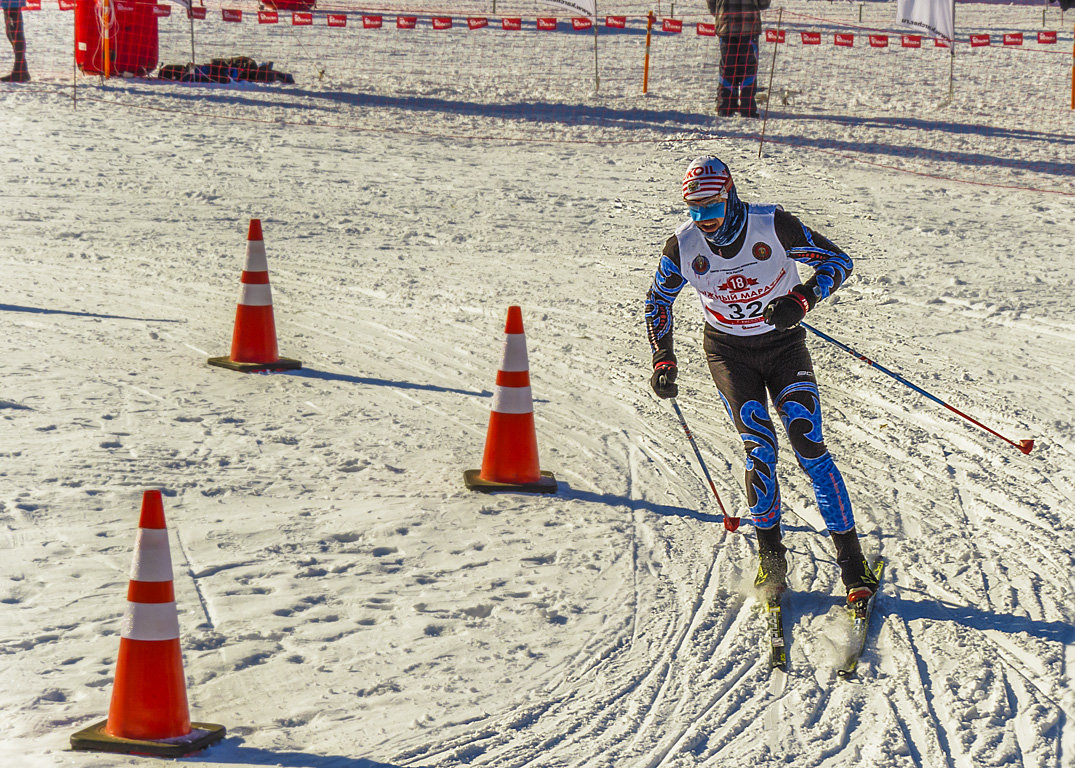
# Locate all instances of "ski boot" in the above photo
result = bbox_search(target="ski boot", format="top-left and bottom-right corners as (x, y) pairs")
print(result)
(754, 525), (788, 597)
(831, 528), (879, 605)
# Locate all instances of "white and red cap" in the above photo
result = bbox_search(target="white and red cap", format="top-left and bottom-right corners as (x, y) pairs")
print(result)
(681, 155), (734, 203)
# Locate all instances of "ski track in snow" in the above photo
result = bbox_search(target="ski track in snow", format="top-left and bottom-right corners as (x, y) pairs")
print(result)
(2, 6), (1074, 767)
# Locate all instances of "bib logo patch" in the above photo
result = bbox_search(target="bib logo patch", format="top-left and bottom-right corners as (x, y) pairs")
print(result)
(752, 242), (772, 260)
(718, 275), (759, 292)
(692, 255), (711, 275)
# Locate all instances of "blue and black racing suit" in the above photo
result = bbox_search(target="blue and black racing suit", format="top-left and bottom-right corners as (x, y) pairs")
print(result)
(645, 206), (856, 533)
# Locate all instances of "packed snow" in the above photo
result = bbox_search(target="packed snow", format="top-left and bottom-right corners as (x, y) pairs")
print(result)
(1, 1), (1073, 767)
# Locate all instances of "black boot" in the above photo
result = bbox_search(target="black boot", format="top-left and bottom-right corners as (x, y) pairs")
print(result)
(754, 525), (788, 595)
(717, 87), (738, 117)
(1, 62), (29, 83)
(831, 528), (878, 605)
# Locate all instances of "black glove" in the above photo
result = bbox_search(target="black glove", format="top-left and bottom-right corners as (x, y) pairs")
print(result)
(650, 362), (678, 399)
(763, 289), (811, 330)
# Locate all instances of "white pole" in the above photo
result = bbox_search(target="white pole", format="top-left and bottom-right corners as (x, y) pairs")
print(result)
(949, 0), (955, 99)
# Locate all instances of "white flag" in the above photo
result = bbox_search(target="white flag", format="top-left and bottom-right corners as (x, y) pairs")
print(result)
(540, 0), (597, 19)
(897, 0), (954, 42)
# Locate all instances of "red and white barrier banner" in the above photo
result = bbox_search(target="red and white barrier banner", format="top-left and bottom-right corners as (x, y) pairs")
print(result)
(292, 11), (311, 25)
(222, 8), (242, 23)
(934, 37), (950, 47)
(363, 15), (382, 28)
(969, 33), (990, 47)
(765, 29), (785, 43)
(1038, 31), (1057, 44)
(153, 4), (170, 17)
(116, 2), (132, 11)
(23, 0), (39, 10)
(572, 17), (592, 30)
(188, 7), (206, 19)
(697, 22), (715, 36)
(502, 17), (521, 30)
(1003, 32), (1022, 46)
(901, 34), (921, 47)
(58, 0), (75, 10)
(869, 34), (888, 48)
(327, 13), (346, 27)
(605, 16), (626, 28)
(662, 18), (682, 33)
(396, 15), (416, 29)
(432, 16), (452, 30)
(801, 31), (821, 45)
(835, 33), (854, 47)
(258, 10), (277, 23)
(537, 18), (558, 30)
(468, 17), (488, 29)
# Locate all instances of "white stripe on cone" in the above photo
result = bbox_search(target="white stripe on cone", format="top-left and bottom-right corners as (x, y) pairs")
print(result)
(120, 602), (181, 642)
(492, 386), (534, 414)
(130, 529), (174, 582)
(245, 240), (268, 272)
(499, 333), (529, 372)
(238, 283), (273, 307)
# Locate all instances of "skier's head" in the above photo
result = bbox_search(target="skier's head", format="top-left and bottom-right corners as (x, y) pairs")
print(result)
(681, 155), (747, 246)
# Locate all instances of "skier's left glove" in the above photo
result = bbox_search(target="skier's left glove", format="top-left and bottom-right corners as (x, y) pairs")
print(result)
(763, 286), (813, 330)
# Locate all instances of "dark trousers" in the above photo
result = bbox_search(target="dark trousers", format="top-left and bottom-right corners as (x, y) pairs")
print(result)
(718, 35), (759, 116)
(3, 8), (26, 77)
(703, 325), (855, 533)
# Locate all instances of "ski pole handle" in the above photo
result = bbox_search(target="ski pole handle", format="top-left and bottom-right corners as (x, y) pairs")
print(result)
(670, 398), (740, 531)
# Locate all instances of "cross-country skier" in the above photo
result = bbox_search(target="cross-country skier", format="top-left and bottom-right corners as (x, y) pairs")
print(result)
(645, 154), (878, 605)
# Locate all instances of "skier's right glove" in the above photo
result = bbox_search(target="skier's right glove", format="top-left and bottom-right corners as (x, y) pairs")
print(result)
(650, 361), (678, 399)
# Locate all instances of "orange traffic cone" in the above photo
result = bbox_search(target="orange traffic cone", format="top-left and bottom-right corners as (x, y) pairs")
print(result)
(464, 306), (557, 494)
(208, 218), (301, 373)
(71, 491), (226, 758)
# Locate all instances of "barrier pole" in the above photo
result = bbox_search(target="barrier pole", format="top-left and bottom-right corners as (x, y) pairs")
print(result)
(592, 3), (599, 92)
(102, 0), (111, 78)
(948, 2), (956, 100)
(643, 11), (654, 93)
(758, 8), (783, 158)
(189, 7), (196, 68)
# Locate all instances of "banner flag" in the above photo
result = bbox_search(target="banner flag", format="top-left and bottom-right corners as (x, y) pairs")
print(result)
(897, 0), (954, 42)
(541, 0), (596, 19)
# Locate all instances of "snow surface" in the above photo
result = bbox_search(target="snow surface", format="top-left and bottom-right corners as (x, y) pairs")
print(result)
(1, 1), (1074, 767)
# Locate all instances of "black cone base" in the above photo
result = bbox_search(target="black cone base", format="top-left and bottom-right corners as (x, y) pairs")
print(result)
(70, 720), (226, 758)
(208, 356), (302, 373)
(464, 469), (557, 494)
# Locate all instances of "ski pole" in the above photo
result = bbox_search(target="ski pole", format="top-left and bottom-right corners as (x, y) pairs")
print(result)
(801, 321), (1034, 455)
(670, 398), (741, 531)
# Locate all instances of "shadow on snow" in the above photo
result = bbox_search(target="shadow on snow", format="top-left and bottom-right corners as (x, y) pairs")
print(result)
(286, 366), (490, 398)
(0, 302), (183, 323)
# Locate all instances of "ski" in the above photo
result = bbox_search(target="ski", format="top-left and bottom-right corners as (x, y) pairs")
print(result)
(764, 591), (787, 670)
(836, 557), (885, 678)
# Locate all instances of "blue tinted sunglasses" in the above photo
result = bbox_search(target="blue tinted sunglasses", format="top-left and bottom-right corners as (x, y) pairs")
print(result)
(686, 195), (726, 222)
